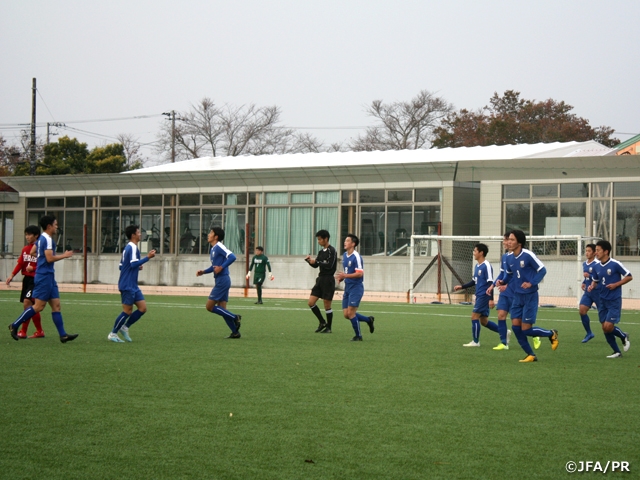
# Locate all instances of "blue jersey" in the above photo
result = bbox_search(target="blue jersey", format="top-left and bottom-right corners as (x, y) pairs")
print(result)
(118, 242), (149, 291)
(494, 252), (515, 298)
(35, 233), (56, 276)
(582, 260), (597, 290)
(342, 250), (364, 286)
(209, 242), (236, 278)
(505, 248), (546, 294)
(473, 260), (494, 300)
(591, 258), (632, 302)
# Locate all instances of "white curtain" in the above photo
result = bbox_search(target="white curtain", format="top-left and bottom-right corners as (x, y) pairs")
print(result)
(291, 207), (312, 255)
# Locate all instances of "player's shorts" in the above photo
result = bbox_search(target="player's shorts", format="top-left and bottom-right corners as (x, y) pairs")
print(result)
(579, 289), (599, 308)
(496, 293), (513, 313)
(597, 297), (621, 324)
(20, 276), (36, 303)
(209, 275), (231, 302)
(32, 274), (59, 302)
(510, 291), (539, 324)
(121, 288), (145, 306)
(473, 295), (490, 317)
(310, 275), (336, 301)
(253, 273), (265, 285)
(342, 283), (364, 309)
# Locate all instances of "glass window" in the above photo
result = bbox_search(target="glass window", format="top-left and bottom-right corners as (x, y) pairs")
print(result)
(290, 207), (313, 255)
(341, 205), (357, 248)
(316, 191), (339, 204)
(387, 206), (412, 255)
(616, 202), (640, 256)
(225, 207), (246, 255)
(291, 193), (313, 204)
(142, 195), (163, 207)
(266, 193), (288, 205)
(65, 211), (85, 252)
(226, 193), (247, 205)
(179, 194), (200, 206)
(47, 210), (65, 252)
(86, 210), (95, 254)
(560, 203), (586, 235)
(121, 210), (141, 250)
(202, 209), (223, 255)
(414, 205), (440, 235)
(532, 185), (558, 198)
(359, 190), (385, 203)
(592, 183), (611, 198)
(1, 212), (14, 253)
(532, 203), (558, 255)
(66, 197), (85, 208)
(28, 211), (45, 229)
(101, 210), (120, 253)
(164, 195), (176, 207)
(592, 200), (610, 240)
(163, 209), (176, 254)
(27, 198), (45, 209)
(315, 207), (338, 240)
(614, 182), (640, 198)
(266, 208), (288, 255)
(341, 190), (357, 204)
(101, 196), (119, 207)
(247, 207), (263, 253)
(502, 185), (529, 199)
(122, 196), (140, 207)
(560, 184), (588, 198)
(179, 209), (200, 254)
(505, 203), (530, 234)
(360, 206), (385, 255)
(47, 198), (64, 208)
(140, 210), (162, 254)
(415, 188), (442, 202)
(202, 194), (223, 205)
(388, 190), (412, 202)
(249, 193), (262, 205)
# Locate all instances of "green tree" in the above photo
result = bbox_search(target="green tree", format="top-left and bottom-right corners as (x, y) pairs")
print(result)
(86, 143), (127, 173)
(432, 90), (619, 148)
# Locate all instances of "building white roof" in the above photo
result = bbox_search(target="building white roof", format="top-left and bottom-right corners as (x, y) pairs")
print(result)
(126, 141), (614, 174)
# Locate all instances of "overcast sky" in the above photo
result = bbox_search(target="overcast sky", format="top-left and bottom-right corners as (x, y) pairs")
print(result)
(2, 0), (638, 165)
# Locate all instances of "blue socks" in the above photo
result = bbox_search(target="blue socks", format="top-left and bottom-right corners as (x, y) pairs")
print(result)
(12, 306), (36, 329)
(605, 332), (620, 353)
(125, 310), (145, 328)
(211, 306), (239, 333)
(524, 326), (553, 337)
(498, 320), (507, 344)
(112, 312), (130, 333)
(512, 325), (534, 356)
(51, 312), (67, 337)
(471, 320), (480, 343)
(484, 321), (499, 333)
(350, 317), (361, 336)
(580, 314), (592, 334)
(613, 327), (626, 341)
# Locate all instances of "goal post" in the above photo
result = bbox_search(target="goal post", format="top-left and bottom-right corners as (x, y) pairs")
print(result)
(408, 235), (591, 308)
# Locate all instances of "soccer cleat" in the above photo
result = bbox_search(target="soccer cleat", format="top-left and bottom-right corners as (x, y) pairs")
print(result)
(462, 341), (480, 347)
(315, 323), (327, 333)
(533, 337), (541, 350)
(234, 315), (242, 332)
(108, 333), (124, 343)
(28, 331), (45, 339)
(493, 343), (509, 350)
(254, 301), (263, 305)
(506, 329), (512, 346)
(581, 332), (595, 343)
(17, 331), (27, 339)
(320, 328), (332, 334)
(8, 324), (20, 341)
(623, 333), (630, 352)
(350, 336), (363, 341)
(519, 355), (538, 363)
(226, 332), (241, 339)
(369, 316), (375, 333)
(60, 334), (79, 343)
(606, 352), (622, 358)
(550, 330), (559, 351)
(120, 326), (132, 342)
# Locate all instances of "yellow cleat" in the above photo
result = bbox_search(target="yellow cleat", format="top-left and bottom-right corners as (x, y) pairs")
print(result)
(550, 330), (559, 350)
(519, 355), (538, 363)
(533, 337), (541, 350)
(493, 343), (509, 350)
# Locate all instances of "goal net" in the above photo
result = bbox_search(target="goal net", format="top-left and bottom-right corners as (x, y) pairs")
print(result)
(408, 235), (592, 308)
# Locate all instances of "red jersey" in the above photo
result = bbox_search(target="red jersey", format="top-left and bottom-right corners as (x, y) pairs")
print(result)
(12, 243), (37, 278)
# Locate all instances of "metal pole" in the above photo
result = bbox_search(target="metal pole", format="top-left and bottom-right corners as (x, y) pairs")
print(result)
(30, 78), (37, 175)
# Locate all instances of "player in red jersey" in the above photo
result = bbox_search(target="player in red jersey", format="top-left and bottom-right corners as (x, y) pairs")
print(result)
(5, 225), (45, 338)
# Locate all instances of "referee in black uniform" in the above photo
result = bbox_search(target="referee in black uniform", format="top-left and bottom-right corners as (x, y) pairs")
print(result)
(305, 229), (338, 333)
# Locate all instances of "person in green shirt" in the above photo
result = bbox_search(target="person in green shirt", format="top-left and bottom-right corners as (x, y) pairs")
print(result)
(246, 246), (273, 304)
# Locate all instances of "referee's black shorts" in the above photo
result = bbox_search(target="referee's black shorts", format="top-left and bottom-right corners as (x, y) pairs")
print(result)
(310, 275), (336, 301)
(20, 276), (36, 303)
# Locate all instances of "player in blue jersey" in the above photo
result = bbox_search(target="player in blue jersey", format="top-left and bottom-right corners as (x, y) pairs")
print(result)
(487, 234), (516, 350)
(336, 234), (373, 341)
(498, 229), (558, 362)
(454, 243), (500, 347)
(196, 226), (242, 339)
(108, 225), (156, 343)
(8, 215), (78, 343)
(578, 244), (598, 344)
(587, 240), (632, 358)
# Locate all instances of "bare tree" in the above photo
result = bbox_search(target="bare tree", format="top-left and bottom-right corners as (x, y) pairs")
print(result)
(350, 90), (454, 151)
(116, 133), (146, 170)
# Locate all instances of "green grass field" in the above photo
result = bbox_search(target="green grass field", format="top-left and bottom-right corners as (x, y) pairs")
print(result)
(1, 291), (639, 479)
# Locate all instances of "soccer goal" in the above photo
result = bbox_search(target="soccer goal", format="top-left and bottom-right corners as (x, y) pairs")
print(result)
(408, 235), (593, 308)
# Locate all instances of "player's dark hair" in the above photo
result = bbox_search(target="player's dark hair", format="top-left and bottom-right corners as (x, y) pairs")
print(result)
(125, 225), (140, 240)
(475, 243), (488, 257)
(586, 243), (596, 252)
(316, 229), (330, 240)
(345, 233), (359, 247)
(211, 226), (225, 241)
(503, 232), (510, 239)
(24, 225), (41, 236)
(596, 240), (612, 255)
(509, 229), (526, 248)
(39, 215), (56, 231)
(256, 246), (264, 252)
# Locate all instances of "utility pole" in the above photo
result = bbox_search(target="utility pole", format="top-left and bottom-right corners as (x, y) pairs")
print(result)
(46, 122), (65, 144)
(162, 110), (176, 163)
(30, 78), (37, 175)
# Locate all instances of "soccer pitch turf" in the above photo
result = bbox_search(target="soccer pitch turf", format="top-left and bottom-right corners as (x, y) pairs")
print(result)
(1, 291), (639, 479)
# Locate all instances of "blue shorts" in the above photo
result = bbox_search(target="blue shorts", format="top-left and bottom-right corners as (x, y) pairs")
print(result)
(209, 275), (231, 302)
(342, 283), (364, 309)
(510, 291), (539, 324)
(32, 274), (59, 302)
(473, 295), (490, 317)
(579, 290), (599, 308)
(597, 297), (621, 324)
(121, 288), (145, 306)
(496, 293), (513, 313)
